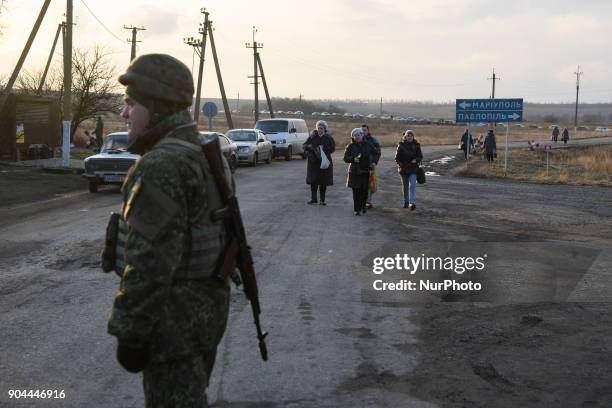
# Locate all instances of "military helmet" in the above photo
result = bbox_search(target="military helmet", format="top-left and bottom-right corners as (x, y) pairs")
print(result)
(119, 54), (194, 108)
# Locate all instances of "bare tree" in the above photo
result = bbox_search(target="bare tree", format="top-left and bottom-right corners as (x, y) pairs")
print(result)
(69, 46), (122, 138)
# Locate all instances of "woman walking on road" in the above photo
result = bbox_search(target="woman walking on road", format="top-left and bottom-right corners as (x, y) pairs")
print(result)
(344, 128), (375, 216)
(484, 129), (497, 163)
(395, 130), (423, 210)
(562, 127), (569, 144)
(303, 120), (335, 205)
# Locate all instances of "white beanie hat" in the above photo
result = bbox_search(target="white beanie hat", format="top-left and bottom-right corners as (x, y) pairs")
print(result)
(315, 120), (328, 130)
(351, 128), (365, 139)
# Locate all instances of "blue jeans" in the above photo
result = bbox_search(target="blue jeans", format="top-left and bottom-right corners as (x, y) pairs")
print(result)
(400, 173), (417, 204)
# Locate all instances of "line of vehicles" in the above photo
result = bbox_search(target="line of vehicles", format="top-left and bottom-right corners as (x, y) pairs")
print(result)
(82, 118), (310, 193)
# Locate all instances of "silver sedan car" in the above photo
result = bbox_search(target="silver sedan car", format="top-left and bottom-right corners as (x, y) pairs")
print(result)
(225, 129), (273, 167)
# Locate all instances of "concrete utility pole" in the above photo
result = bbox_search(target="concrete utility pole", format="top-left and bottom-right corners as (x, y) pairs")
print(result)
(0, 0), (51, 113)
(184, 8), (209, 124)
(488, 68), (500, 99)
(38, 22), (63, 94)
(246, 26), (260, 122)
(124, 25), (145, 62)
(574, 65), (583, 132)
(256, 54), (274, 119)
(62, 0), (73, 167)
(236, 91), (240, 112)
(207, 20), (234, 128)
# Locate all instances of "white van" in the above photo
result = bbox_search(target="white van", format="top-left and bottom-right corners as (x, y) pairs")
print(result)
(255, 118), (309, 160)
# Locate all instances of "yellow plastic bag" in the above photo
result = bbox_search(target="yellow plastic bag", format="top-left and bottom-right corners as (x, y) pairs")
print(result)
(369, 169), (377, 193)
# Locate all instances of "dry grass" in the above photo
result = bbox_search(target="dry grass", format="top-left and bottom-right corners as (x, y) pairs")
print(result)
(454, 144), (612, 187)
(88, 112), (612, 150)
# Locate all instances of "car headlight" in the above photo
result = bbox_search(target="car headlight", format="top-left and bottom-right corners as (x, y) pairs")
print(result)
(239, 146), (250, 153)
(279, 139), (286, 144)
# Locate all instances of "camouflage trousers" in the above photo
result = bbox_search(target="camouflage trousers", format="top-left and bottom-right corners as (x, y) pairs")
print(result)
(143, 352), (217, 408)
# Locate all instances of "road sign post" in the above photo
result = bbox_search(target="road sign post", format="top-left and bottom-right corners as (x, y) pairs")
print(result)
(504, 123), (509, 175)
(455, 98), (523, 175)
(202, 101), (218, 131)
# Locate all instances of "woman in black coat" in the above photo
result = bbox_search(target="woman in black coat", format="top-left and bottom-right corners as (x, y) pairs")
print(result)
(395, 130), (423, 210)
(484, 129), (497, 163)
(303, 120), (335, 205)
(344, 128), (374, 215)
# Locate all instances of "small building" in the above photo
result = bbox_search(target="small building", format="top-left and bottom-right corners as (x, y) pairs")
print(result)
(0, 94), (61, 161)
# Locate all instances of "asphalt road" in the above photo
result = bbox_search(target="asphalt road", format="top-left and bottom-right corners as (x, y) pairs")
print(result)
(1, 143), (611, 407)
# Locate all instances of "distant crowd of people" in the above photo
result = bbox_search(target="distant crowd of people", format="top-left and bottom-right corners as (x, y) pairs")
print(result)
(302, 121), (423, 215)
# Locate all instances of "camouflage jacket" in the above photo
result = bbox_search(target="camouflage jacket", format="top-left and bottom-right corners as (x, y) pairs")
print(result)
(107, 111), (230, 363)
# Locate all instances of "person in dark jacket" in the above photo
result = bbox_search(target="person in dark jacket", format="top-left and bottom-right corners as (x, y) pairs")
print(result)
(460, 127), (474, 160)
(344, 128), (374, 215)
(552, 126), (560, 142)
(395, 130), (423, 210)
(562, 127), (569, 144)
(303, 120), (335, 205)
(361, 124), (381, 209)
(484, 129), (497, 163)
(95, 116), (104, 150)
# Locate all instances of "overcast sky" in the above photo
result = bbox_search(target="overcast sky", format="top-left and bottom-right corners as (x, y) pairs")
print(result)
(1, 0), (611, 103)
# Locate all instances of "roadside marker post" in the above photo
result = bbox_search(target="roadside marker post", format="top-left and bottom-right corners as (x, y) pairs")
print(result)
(544, 144), (552, 176)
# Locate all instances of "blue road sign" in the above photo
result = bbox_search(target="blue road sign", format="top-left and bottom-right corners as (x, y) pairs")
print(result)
(456, 98), (523, 123)
(202, 102), (218, 118)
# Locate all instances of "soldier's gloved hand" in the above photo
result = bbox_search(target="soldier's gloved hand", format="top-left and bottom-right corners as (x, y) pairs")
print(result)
(116, 342), (150, 373)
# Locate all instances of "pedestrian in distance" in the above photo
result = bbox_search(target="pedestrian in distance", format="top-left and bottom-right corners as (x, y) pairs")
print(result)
(95, 116), (104, 150)
(395, 130), (423, 210)
(460, 127), (474, 160)
(303, 120), (335, 205)
(104, 54), (235, 408)
(484, 129), (497, 163)
(562, 127), (569, 144)
(344, 128), (374, 216)
(552, 126), (560, 143)
(361, 124), (381, 209)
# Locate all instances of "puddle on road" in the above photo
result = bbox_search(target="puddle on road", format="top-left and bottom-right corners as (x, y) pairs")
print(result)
(425, 172), (440, 176)
(429, 156), (455, 165)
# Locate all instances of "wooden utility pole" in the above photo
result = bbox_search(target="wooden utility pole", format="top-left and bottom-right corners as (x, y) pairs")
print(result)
(574, 65), (583, 132)
(207, 20), (234, 128)
(488, 68), (500, 99)
(246, 26), (260, 122)
(38, 22), (63, 94)
(0, 0), (51, 113)
(62, 0), (73, 167)
(184, 8), (209, 124)
(124, 25), (145, 62)
(256, 54), (274, 119)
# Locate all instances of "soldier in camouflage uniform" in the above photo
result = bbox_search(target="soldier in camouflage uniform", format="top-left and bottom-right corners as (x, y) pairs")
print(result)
(106, 54), (233, 407)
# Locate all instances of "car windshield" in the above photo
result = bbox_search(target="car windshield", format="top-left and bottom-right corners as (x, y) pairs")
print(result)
(227, 131), (256, 142)
(101, 135), (129, 152)
(255, 121), (288, 134)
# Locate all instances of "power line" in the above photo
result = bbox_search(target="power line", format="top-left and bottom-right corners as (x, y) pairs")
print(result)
(79, 0), (124, 43)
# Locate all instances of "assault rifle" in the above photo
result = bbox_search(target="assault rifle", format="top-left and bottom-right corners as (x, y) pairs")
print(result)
(202, 136), (268, 362)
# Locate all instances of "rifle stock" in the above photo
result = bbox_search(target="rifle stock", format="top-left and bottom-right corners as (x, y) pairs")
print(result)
(202, 136), (268, 362)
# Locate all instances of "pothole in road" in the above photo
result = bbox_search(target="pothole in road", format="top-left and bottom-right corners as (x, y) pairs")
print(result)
(45, 240), (102, 271)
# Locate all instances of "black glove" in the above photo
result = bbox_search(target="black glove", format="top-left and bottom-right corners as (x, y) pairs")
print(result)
(117, 342), (150, 373)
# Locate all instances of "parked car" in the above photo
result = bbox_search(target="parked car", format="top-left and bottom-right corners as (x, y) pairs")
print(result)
(200, 131), (238, 173)
(595, 127), (611, 132)
(83, 132), (138, 193)
(255, 118), (309, 160)
(311, 112), (320, 117)
(366, 114), (377, 119)
(225, 129), (272, 166)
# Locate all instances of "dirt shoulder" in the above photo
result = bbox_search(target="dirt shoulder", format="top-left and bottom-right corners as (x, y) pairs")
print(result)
(409, 301), (612, 408)
(0, 164), (87, 208)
